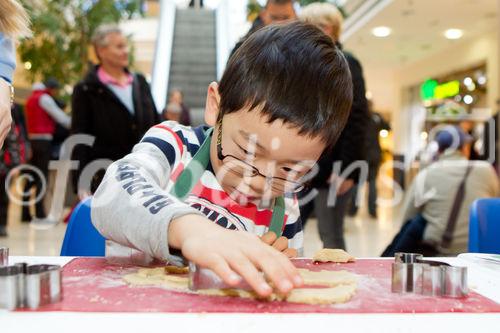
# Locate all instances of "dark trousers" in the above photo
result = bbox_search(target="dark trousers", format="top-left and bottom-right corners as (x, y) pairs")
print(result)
(300, 188), (353, 250)
(381, 214), (429, 257)
(0, 175), (8, 227)
(349, 178), (377, 216)
(22, 139), (51, 220)
(350, 164), (379, 216)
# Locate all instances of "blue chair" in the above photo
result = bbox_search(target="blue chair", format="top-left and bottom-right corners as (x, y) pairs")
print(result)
(60, 198), (106, 256)
(468, 198), (500, 254)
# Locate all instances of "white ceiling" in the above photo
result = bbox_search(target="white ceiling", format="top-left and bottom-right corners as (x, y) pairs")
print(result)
(344, 0), (498, 69)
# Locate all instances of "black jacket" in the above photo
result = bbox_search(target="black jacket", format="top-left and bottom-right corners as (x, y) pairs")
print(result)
(310, 47), (369, 188)
(71, 65), (159, 190)
(365, 112), (391, 167)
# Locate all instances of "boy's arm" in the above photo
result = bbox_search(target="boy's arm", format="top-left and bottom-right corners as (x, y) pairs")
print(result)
(91, 128), (204, 266)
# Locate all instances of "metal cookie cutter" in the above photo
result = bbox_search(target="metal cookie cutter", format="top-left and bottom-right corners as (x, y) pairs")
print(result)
(391, 252), (468, 298)
(0, 249), (62, 310)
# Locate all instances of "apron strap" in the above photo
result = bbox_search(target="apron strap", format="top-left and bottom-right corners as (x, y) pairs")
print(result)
(169, 127), (286, 236)
(169, 128), (213, 201)
(269, 196), (286, 236)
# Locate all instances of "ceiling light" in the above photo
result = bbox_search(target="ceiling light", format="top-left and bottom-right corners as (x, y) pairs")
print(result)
(379, 129), (389, 138)
(24, 61), (32, 70)
(420, 132), (428, 140)
(372, 26), (392, 38)
(463, 95), (473, 105)
(477, 75), (487, 85)
(463, 77), (473, 86)
(444, 29), (463, 40)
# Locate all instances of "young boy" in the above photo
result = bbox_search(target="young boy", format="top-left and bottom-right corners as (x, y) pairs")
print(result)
(91, 22), (353, 297)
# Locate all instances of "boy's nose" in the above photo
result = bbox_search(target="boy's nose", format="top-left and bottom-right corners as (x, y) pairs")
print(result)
(241, 174), (272, 195)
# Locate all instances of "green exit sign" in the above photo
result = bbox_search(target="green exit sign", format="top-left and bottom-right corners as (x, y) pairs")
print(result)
(421, 79), (460, 101)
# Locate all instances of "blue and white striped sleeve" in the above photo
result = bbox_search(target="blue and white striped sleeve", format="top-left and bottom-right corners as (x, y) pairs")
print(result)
(91, 122), (204, 264)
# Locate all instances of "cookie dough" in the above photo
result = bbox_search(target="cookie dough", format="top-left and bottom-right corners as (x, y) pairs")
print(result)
(298, 268), (357, 287)
(123, 266), (358, 305)
(198, 284), (357, 305)
(123, 267), (189, 290)
(313, 248), (355, 263)
(286, 284), (358, 305)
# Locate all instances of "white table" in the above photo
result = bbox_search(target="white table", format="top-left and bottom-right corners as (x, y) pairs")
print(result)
(2, 256), (500, 333)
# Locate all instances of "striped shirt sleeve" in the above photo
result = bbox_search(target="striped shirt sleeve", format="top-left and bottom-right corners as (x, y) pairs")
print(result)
(91, 121), (204, 264)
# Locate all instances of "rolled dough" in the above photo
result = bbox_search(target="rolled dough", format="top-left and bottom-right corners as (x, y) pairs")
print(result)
(313, 248), (355, 263)
(286, 284), (357, 304)
(298, 268), (357, 287)
(123, 266), (357, 305)
(123, 267), (189, 290)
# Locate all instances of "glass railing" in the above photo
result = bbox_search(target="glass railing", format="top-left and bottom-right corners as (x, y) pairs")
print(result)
(151, 0), (177, 111)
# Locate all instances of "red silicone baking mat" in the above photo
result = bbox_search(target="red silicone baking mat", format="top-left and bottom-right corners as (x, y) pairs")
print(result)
(26, 258), (500, 313)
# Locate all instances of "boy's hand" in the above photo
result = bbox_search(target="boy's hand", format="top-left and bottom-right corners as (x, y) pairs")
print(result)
(261, 231), (298, 258)
(168, 214), (303, 297)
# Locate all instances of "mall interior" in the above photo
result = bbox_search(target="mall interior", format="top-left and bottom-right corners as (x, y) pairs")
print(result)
(1, 0), (500, 316)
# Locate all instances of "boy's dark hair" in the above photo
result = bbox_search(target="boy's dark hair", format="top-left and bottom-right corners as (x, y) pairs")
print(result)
(218, 21), (353, 147)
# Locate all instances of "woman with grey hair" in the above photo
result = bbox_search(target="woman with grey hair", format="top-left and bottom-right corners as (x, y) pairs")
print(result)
(0, 0), (30, 147)
(71, 24), (159, 199)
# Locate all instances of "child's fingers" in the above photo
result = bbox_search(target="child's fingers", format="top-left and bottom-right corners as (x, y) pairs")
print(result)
(205, 254), (242, 287)
(260, 231), (277, 245)
(269, 250), (303, 288)
(271, 236), (289, 252)
(227, 254), (273, 297)
(283, 248), (298, 258)
(249, 250), (295, 294)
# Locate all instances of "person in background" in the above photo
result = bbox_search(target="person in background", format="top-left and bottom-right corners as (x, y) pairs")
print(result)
(0, 0), (30, 147)
(163, 102), (182, 123)
(382, 126), (499, 257)
(0, 103), (29, 236)
(71, 24), (159, 199)
(167, 88), (191, 126)
(230, 0), (296, 57)
(298, 3), (368, 250)
(22, 79), (71, 223)
(349, 107), (391, 219)
(50, 98), (71, 160)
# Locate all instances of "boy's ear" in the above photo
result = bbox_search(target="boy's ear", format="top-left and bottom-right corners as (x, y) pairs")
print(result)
(204, 82), (220, 126)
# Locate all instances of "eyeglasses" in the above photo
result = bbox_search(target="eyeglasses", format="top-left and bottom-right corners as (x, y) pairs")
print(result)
(216, 119), (306, 193)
